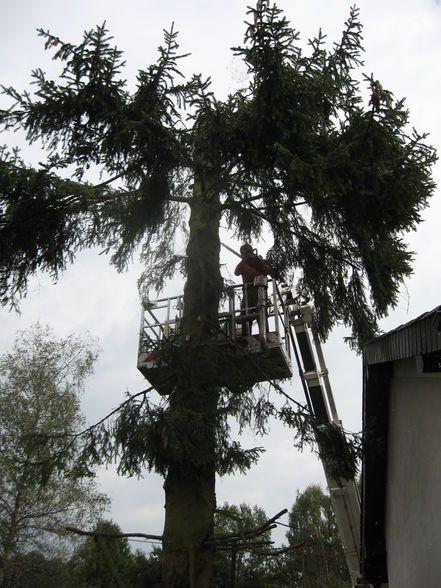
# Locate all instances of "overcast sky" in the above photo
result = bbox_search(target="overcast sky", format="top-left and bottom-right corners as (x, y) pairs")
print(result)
(1, 0), (440, 549)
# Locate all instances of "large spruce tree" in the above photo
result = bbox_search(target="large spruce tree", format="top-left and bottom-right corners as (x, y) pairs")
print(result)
(0, 4), (436, 586)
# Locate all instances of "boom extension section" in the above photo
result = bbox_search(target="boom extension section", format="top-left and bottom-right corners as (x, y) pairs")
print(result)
(288, 302), (366, 587)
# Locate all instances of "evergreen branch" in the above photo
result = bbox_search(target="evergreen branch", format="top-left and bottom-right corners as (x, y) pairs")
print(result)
(221, 192), (261, 211)
(240, 198), (364, 273)
(219, 325), (361, 477)
(214, 540), (274, 551)
(65, 525), (162, 541)
(92, 173), (125, 189)
(15, 385), (158, 470)
(244, 542), (305, 557)
(209, 508), (287, 545)
(167, 195), (192, 204)
(217, 326), (313, 424)
(73, 386), (156, 440)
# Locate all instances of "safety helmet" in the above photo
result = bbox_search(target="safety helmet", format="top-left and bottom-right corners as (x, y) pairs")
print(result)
(240, 243), (253, 256)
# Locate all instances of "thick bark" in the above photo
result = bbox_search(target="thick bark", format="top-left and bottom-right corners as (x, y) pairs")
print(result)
(161, 175), (223, 587)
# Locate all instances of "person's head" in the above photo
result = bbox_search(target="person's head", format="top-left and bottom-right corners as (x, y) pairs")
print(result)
(240, 243), (253, 258)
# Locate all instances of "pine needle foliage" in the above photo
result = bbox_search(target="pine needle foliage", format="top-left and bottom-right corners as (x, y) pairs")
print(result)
(0, 5), (436, 346)
(0, 0), (433, 488)
(1, 7), (432, 581)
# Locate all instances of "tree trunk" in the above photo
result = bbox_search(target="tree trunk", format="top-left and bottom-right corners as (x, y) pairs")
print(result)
(161, 175), (223, 587)
(230, 542), (238, 588)
(0, 486), (23, 588)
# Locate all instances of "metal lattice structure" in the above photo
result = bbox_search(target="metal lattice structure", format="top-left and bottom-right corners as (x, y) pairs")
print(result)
(137, 278), (292, 394)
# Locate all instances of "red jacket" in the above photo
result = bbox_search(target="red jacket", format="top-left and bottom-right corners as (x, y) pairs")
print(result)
(235, 254), (273, 284)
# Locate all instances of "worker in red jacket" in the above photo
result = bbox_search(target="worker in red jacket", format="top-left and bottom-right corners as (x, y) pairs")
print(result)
(234, 243), (273, 335)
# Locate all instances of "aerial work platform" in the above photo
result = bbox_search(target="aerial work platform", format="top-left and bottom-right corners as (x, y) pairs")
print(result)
(137, 278), (366, 585)
(137, 278), (292, 394)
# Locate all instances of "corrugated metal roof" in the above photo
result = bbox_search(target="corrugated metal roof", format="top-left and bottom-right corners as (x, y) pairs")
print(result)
(363, 305), (441, 365)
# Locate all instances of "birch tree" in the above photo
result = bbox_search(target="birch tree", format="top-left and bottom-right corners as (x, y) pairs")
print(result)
(0, 324), (108, 585)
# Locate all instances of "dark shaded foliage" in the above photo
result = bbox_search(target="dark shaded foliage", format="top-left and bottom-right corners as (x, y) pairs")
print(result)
(0, 5), (436, 345)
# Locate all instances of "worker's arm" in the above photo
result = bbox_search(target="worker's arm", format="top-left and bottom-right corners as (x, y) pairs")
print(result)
(262, 259), (274, 277)
(234, 260), (244, 276)
(243, 254), (273, 277)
